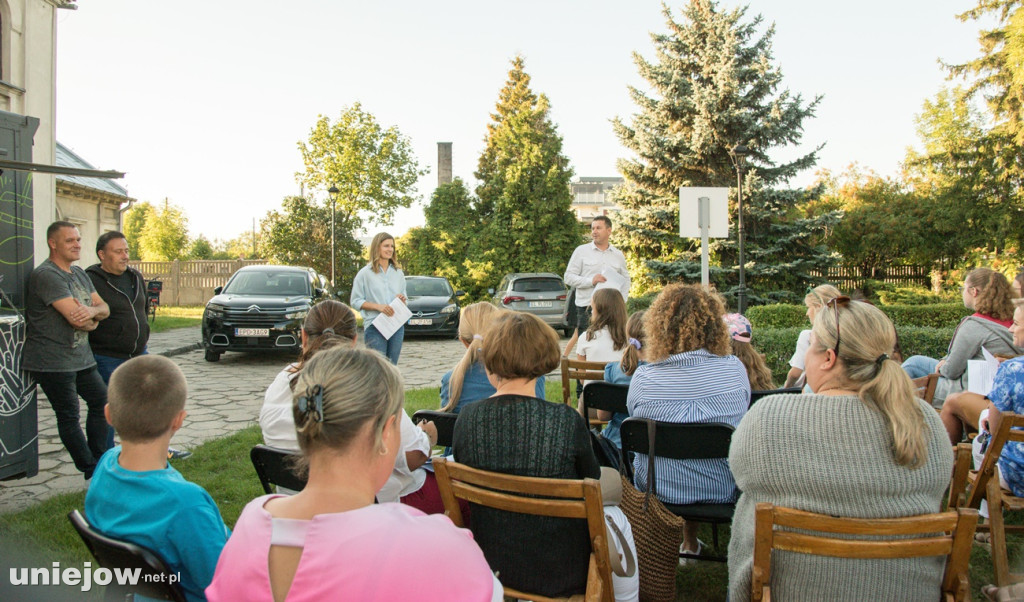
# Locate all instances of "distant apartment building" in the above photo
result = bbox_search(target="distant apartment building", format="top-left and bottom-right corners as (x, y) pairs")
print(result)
(570, 176), (622, 223)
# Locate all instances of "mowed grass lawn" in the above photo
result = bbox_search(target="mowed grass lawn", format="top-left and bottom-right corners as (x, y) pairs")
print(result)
(148, 305), (204, 333)
(0, 380), (1010, 601)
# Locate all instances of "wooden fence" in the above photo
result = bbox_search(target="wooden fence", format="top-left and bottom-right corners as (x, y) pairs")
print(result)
(128, 259), (268, 306)
(810, 265), (931, 291)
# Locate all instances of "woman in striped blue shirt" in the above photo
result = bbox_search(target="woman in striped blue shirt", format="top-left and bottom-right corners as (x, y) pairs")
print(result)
(627, 283), (750, 558)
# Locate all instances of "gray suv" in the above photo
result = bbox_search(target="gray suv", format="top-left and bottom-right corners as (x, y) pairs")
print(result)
(490, 273), (572, 336)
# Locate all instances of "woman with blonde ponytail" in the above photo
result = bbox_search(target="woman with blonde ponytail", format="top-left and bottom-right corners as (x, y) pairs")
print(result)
(440, 303), (545, 413)
(727, 298), (954, 601)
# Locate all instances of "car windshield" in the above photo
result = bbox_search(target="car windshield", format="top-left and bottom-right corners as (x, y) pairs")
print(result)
(223, 272), (309, 296)
(512, 278), (564, 293)
(407, 279), (452, 297)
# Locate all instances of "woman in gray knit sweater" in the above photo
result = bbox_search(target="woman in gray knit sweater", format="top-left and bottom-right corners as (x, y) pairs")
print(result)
(728, 298), (953, 601)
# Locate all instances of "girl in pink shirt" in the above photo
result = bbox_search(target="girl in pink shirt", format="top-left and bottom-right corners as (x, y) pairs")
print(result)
(207, 348), (499, 602)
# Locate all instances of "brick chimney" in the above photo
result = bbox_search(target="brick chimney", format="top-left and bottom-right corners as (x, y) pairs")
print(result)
(437, 142), (452, 187)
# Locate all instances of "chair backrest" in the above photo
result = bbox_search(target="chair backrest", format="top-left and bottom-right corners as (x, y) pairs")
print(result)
(580, 381), (630, 417)
(67, 510), (187, 602)
(412, 410), (459, 449)
(749, 387), (802, 408)
(619, 416), (734, 461)
(432, 457), (614, 602)
(964, 412), (1024, 509)
(250, 444), (307, 494)
(912, 373), (939, 405)
(750, 503), (978, 602)
(560, 357), (608, 406)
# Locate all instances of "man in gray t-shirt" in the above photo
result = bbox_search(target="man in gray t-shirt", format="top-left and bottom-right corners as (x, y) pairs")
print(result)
(23, 222), (111, 479)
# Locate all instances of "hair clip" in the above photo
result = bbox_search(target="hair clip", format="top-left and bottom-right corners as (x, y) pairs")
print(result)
(322, 327), (335, 335)
(297, 384), (324, 423)
(628, 337), (642, 350)
(875, 353), (889, 367)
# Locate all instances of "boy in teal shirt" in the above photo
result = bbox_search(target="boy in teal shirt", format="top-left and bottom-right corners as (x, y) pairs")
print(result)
(85, 355), (229, 602)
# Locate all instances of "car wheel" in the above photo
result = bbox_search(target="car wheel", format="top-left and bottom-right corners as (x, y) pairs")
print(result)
(204, 349), (221, 362)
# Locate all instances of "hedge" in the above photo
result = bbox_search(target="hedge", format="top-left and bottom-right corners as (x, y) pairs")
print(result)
(756, 325), (954, 384)
(745, 302), (971, 331)
(746, 304), (807, 328)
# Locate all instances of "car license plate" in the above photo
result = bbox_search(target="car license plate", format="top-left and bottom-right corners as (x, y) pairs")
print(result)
(528, 301), (553, 308)
(409, 318), (432, 326)
(235, 328), (269, 337)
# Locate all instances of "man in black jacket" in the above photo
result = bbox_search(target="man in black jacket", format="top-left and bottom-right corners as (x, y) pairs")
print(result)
(87, 231), (190, 459)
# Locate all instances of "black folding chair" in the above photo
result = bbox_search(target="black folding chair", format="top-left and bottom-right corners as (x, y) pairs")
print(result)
(580, 381), (629, 418)
(749, 387), (802, 408)
(250, 444), (307, 494)
(68, 510), (187, 602)
(412, 410), (459, 449)
(619, 416), (736, 562)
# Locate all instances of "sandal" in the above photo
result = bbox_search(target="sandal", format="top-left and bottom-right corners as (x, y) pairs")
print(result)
(982, 582), (1024, 602)
(678, 538), (705, 567)
(976, 531), (992, 549)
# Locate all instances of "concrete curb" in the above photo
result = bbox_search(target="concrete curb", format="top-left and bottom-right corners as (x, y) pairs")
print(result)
(157, 342), (202, 358)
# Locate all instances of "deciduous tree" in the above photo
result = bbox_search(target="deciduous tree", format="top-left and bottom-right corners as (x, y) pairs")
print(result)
(139, 201), (190, 261)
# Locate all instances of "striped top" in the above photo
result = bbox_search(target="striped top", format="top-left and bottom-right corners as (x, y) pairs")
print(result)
(627, 349), (750, 504)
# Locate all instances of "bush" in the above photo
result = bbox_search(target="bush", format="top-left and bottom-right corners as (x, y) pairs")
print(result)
(754, 326), (805, 383)
(878, 303), (971, 329)
(747, 304), (808, 329)
(896, 326), (954, 361)
(627, 290), (660, 313)
(876, 286), (957, 306)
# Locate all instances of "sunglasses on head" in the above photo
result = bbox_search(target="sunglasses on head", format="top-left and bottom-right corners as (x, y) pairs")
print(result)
(825, 295), (853, 356)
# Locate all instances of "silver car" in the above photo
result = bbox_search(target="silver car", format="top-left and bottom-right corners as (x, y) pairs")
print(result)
(490, 273), (571, 336)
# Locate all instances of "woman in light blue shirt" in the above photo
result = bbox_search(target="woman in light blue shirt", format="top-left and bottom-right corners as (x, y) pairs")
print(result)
(351, 232), (407, 364)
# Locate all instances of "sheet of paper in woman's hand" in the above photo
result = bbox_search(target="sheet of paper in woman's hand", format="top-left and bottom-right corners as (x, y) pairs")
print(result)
(372, 297), (412, 340)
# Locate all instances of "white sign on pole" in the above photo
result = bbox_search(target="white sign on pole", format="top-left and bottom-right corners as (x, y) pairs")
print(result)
(680, 187), (730, 287)
(679, 187), (729, 238)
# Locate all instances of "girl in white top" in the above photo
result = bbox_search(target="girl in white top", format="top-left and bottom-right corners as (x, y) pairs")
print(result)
(576, 288), (629, 371)
(258, 300), (437, 502)
(784, 283), (842, 388)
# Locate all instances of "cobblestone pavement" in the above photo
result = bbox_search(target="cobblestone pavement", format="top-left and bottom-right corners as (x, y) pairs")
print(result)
(0, 327), (468, 513)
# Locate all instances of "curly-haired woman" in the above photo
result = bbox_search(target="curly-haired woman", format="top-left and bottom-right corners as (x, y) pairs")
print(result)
(902, 268), (1023, 406)
(627, 284), (750, 559)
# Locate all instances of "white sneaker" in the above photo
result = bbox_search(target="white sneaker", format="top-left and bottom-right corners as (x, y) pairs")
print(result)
(678, 539), (705, 567)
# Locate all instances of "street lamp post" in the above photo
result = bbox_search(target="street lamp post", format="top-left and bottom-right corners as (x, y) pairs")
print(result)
(328, 184), (339, 289)
(729, 145), (750, 314)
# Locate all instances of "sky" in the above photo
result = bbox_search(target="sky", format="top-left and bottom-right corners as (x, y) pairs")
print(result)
(54, 0), (988, 243)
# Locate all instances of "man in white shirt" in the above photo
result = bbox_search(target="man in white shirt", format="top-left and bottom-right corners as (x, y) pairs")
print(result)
(563, 216), (630, 334)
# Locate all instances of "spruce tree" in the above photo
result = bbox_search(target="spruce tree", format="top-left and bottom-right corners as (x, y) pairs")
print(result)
(474, 56), (582, 281)
(613, 1), (839, 305)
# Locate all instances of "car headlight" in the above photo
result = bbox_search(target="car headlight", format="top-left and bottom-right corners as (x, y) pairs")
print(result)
(440, 304), (457, 315)
(285, 305), (310, 320)
(205, 304), (226, 318)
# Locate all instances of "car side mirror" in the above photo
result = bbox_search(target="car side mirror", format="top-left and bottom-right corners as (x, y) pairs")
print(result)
(214, 286), (223, 295)
(315, 288), (325, 297)
(487, 288), (495, 295)
(455, 290), (465, 297)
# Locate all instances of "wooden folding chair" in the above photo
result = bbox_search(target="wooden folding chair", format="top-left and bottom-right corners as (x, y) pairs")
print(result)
(912, 373), (940, 406)
(560, 357), (607, 407)
(433, 457), (613, 602)
(948, 412), (1024, 585)
(250, 444), (307, 494)
(750, 503), (978, 602)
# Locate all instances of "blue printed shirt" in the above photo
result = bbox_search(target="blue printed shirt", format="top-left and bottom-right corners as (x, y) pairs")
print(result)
(989, 356), (1024, 497)
(350, 263), (407, 329)
(627, 350), (750, 504)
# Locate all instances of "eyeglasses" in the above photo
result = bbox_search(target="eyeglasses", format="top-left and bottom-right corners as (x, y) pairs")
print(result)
(825, 296), (852, 357)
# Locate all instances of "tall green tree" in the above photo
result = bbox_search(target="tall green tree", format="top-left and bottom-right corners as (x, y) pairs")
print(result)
(122, 201), (153, 260)
(139, 200), (190, 261)
(296, 103), (426, 230)
(473, 56), (581, 282)
(612, 1), (838, 304)
(260, 196), (362, 296)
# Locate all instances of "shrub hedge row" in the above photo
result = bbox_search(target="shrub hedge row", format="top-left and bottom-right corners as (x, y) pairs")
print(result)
(746, 302), (971, 330)
(757, 325), (954, 383)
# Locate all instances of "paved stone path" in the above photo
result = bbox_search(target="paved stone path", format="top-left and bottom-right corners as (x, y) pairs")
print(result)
(0, 327), (468, 513)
